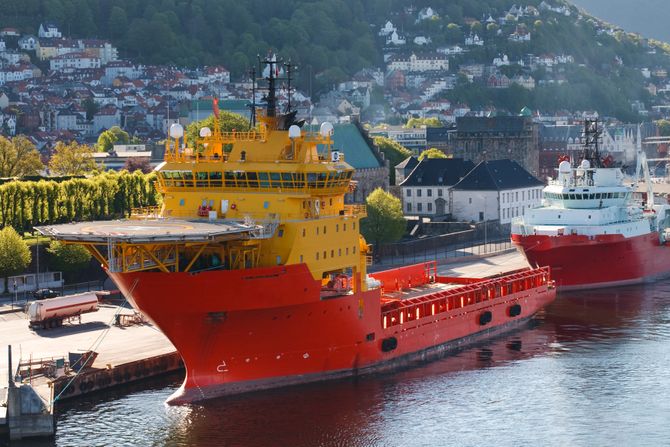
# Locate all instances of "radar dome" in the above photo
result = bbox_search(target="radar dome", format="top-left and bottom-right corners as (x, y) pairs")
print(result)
(288, 125), (301, 139)
(580, 159), (591, 169)
(558, 160), (571, 173)
(199, 127), (212, 137)
(320, 122), (334, 137)
(169, 123), (184, 139)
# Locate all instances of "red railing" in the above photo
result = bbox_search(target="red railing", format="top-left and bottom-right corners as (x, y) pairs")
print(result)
(381, 266), (551, 329)
(369, 261), (437, 294)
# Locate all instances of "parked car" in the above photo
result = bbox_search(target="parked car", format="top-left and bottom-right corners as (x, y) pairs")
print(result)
(33, 289), (59, 300)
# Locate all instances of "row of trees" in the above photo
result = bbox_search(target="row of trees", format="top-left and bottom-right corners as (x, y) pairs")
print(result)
(0, 135), (99, 178)
(0, 170), (160, 232)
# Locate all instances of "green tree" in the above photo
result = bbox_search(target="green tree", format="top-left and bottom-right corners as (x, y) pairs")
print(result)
(47, 241), (92, 278)
(373, 136), (412, 184)
(657, 119), (670, 136)
(445, 23), (462, 43)
(82, 97), (99, 121)
(419, 148), (448, 160)
(48, 141), (97, 175)
(0, 226), (31, 292)
(97, 126), (130, 152)
(186, 110), (251, 148)
(0, 135), (43, 177)
(361, 188), (406, 251)
(404, 117), (442, 128)
(108, 6), (129, 39)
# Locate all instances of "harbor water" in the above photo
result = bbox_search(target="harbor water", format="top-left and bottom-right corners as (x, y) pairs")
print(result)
(8, 280), (670, 447)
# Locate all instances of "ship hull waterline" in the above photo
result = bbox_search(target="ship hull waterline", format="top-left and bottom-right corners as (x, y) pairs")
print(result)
(511, 232), (670, 291)
(110, 263), (555, 405)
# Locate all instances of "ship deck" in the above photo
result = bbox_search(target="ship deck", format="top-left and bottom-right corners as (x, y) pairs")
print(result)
(36, 218), (260, 243)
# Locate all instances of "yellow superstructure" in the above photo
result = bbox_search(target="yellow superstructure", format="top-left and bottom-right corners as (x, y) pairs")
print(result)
(139, 108), (370, 286)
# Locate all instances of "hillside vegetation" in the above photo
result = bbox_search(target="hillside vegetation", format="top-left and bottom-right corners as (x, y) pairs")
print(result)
(1, 0), (669, 118)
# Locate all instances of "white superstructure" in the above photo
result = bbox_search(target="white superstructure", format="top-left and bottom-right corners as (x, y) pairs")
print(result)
(512, 159), (670, 239)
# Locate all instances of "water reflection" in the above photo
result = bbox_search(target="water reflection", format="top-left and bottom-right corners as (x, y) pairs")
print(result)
(17, 280), (670, 447)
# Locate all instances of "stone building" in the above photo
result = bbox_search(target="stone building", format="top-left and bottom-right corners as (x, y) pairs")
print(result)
(451, 116), (539, 177)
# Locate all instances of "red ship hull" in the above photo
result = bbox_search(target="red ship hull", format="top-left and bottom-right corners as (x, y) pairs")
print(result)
(511, 232), (670, 290)
(110, 263), (555, 404)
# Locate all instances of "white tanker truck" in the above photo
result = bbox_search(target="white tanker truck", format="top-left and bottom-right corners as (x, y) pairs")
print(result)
(27, 292), (99, 329)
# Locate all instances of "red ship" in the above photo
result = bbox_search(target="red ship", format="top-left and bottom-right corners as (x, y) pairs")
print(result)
(38, 56), (556, 404)
(512, 120), (670, 290)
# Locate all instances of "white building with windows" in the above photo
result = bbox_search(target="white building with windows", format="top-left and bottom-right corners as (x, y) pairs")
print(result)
(399, 158), (475, 216)
(50, 52), (101, 71)
(387, 53), (448, 72)
(450, 159), (544, 224)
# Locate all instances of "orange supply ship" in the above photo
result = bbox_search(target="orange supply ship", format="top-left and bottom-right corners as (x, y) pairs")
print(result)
(38, 57), (556, 404)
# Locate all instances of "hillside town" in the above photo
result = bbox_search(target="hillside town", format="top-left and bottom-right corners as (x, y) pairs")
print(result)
(1, 4), (670, 228)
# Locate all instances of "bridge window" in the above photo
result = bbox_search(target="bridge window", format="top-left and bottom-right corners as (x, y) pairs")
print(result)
(210, 172), (222, 187)
(196, 171), (208, 187)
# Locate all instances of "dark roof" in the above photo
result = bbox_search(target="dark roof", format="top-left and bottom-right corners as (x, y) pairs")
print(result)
(426, 126), (450, 142)
(395, 156), (418, 170)
(456, 116), (531, 134)
(400, 158), (474, 187)
(452, 159), (543, 191)
(539, 124), (581, 141)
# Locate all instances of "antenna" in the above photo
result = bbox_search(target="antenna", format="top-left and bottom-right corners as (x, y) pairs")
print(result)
(248, 67), (257, 128)
(284, 61), (296, 113)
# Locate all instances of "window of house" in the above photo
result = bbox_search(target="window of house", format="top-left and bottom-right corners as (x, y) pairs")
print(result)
(407, 189), (412, 197)
(417, 203), (423, 212)
(417, 189), (422, 197)
(469, 197), (472, 204)
(427, 189), (432, 197)
(407, 203), (412, 212)
(438, 189), (443, 197)
(427, 203), (433, 212)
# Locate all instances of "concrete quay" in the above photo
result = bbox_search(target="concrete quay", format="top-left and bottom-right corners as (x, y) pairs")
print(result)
(0, 303), (179, 440)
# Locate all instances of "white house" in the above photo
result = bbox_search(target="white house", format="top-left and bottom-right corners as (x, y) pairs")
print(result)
(386, 30), (406, 45)
(400, 158), (475, 216)
(379, 21), (396, 36)
(38, 23), (62, 38)
(450, 159), (544, 224)
(18, 35), (38, 51)
(417, 7), (437, 22)
(465, 33), (484, 46)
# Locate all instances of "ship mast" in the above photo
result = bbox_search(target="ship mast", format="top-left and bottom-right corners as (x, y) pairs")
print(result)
(581, 119), (603, 168)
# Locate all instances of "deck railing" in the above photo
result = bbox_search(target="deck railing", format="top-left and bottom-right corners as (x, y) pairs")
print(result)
(380, 266), (551, 329)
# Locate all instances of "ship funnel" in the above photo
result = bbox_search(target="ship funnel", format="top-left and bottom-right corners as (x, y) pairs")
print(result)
(199, 127), (212, 137)
(169, 123), (184, 139)
(288, 125), (301, 139)
(320, 122), (334, 137)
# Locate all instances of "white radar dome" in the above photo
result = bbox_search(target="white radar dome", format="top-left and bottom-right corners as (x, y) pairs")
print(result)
(199, 127), (212, 137)
(558, 160), (571, 173)
(580, 159), (591, 169)
(320, 122), (334, 137)
(169, 123), (184, 139)
(288, 125), (301, 139)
